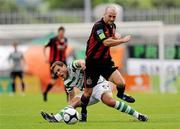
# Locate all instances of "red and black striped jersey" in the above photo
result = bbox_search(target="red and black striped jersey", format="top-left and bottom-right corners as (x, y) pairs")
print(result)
(45, 36), (67, 63)
(86, 18), (116, 61)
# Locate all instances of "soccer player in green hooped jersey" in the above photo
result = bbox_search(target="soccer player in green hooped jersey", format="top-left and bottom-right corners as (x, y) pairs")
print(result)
(41, 60), (148, 122)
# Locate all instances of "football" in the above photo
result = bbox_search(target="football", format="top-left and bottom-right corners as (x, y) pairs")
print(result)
(63, 107), (79, 124)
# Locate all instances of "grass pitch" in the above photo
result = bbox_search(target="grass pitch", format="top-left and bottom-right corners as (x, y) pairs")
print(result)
(0, 92), (180, 129)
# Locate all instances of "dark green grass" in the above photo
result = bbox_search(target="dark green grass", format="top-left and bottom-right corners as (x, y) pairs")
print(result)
(0, 92), (180, 129)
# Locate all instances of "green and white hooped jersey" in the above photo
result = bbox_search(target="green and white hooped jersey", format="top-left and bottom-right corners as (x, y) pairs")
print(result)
(64, 60), (105, 93)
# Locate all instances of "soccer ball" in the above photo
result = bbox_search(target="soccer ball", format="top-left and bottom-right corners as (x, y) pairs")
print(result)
(63, 107), (79, 124)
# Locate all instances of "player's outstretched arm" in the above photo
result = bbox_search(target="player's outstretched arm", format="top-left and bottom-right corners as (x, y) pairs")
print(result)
(68, 89), (75, 103)
(66, 86), (81, 108)
(113, 33), (122, 40)
(103, 35), (131, 47)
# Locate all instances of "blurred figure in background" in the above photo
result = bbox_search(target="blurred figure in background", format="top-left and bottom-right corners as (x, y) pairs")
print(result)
(8, 41), (26, 95)
(43, 26), (68, 102)
(165, 66), (177, 93)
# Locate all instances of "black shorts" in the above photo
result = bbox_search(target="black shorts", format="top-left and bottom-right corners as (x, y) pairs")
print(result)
(85, 58), (117, 88)
(10, 71), (23, 79)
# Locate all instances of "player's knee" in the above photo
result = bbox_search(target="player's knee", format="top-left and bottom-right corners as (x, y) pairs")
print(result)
(83, 92), (91, 98)
(117, 84), (125, 89)
(101, 93), (116, 107)
(114, 80), (126, 89)
(104, 98), (116, 107)
(119, 78), (126, 87)
(117, 83), (126, 90)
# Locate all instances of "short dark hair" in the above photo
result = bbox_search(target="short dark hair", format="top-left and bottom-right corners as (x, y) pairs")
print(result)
(58, 26), (65, 32)
(51, 61), (65, 71)
(13, 40), (19, 46)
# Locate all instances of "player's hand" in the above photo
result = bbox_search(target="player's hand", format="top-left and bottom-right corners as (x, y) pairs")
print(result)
(121, 35), (131, 43)
(115, 33), (122, 39)
(78, 60), (86, 70)
(81, 65), (86, 70)
(79, 62), (86, 70)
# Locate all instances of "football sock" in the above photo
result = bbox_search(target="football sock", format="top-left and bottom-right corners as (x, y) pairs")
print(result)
(81, 94), (90, 106)
(114, 101), (139, 118)
(116, 85), (125, 98)
(12, 82), (16, 92)
(21, 82), (25, 92)
(44, 84), (53, 93)
(80, 94), (90, 117)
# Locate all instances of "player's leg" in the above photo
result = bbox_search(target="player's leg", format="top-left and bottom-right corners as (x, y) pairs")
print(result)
(43, 79), (56, 101)
(101, 92), (148, 121)
(101, 60), (135, 103)
(18, 71), (25, 93)
(43, 64), (58, 101)
(62, 61), (69, 101)
(10, 72), (16, 93)
(108, 69), (135, 103)
(80, 87), (93, 121)
(80, 65), (99, 121)
(41, 96), (82, 122)
(91, 81), (147, 121)
(41, 91), (99, 123)
(77, 90), (99, 122)
(64, 86), (69, 101)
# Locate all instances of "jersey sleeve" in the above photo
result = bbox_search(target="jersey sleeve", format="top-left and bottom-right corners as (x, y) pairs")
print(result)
(45, 38), (53, 47)
(94, 23), (108, 42)
(64, 78), (74, 93)
(65, 85), (73, 93)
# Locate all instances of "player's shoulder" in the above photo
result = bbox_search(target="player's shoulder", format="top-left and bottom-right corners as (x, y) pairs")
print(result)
(49, 36), (57, 42)
(94, 20), (104, 28)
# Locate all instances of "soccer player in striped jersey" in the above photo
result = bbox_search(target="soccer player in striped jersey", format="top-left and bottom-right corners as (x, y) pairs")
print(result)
(41, 60), (148, 122)
(81, 6), (135, 119)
